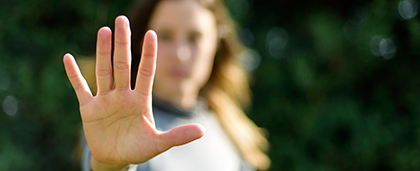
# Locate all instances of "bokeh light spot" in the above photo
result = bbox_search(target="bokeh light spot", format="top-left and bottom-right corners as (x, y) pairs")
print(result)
(266, 27), (289, 58)
(239, 48), (261, 72)
(238, 28), (255, 47)
(3, 95), (18, 117)
(398, 0), (419, 20)
(369, 36), (397, 60)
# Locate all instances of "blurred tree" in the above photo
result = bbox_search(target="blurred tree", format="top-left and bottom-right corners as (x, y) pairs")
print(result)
(0, 0), (419, 170)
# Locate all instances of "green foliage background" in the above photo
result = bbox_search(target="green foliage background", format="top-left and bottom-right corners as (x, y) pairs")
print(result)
(0, 0), (419, 170)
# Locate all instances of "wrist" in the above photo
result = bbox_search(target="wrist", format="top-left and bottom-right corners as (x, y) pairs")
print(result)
(90, 156), (130, 171)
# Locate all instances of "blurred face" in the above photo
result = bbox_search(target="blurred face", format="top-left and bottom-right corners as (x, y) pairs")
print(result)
(148, 0), (218, 100)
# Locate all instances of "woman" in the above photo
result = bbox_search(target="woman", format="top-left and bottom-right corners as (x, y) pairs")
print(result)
(63, 0), (270, 170)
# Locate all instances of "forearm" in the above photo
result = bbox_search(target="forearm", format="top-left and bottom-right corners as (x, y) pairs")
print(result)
(90, 156), (130, 171)
(82, 144), (129, 171)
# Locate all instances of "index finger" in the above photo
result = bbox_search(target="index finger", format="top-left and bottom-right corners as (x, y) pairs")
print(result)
(134, 30), (158, 96)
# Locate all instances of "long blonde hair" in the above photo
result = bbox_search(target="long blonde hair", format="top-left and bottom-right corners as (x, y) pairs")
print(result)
(79, 0), (270, 169)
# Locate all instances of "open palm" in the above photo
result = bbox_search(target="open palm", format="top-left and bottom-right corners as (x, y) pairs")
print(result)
(63, 16), (205, 170)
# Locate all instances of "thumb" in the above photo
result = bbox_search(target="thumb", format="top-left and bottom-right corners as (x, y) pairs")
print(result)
(157, 124), (205, 152)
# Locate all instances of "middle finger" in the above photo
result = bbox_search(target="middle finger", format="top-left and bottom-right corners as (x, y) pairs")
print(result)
(113, 15), (132, 90)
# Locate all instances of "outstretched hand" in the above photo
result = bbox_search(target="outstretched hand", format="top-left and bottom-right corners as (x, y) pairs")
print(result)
(63, 15), (205, 170)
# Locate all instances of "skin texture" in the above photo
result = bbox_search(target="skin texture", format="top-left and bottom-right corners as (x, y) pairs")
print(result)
(150, 0), (218, 109)
(63, 15), (205, 171)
